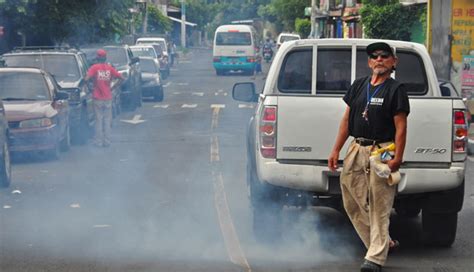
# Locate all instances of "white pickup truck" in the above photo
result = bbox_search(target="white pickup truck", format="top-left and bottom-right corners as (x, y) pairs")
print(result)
(232, 39), (468, 247)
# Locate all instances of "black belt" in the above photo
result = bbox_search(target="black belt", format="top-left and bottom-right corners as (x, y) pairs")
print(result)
(354, 138), (386, 146)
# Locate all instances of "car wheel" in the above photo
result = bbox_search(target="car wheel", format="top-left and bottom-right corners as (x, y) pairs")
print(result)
(154, 86), (164, 102)
(422, 211), (458, 247)
(247, 163), (282, 243)
(0, 141), (12, 188)
(60, 126), (71, 152)
(72, 107), (89, 145)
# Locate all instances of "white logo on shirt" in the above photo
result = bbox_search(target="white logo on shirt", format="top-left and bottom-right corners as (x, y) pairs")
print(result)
(370, 97), (384, 106)
(97, 70), (111, 81)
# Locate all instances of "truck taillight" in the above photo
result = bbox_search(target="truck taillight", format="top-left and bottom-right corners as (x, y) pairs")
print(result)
(260, 106), (277, 158)
(213, 57), (221, 63)
(247, 57), (255, 63)
(453, 110), (468, 154)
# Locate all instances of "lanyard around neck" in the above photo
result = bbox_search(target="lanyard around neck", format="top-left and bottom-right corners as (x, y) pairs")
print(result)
(366, 81), (385, 106)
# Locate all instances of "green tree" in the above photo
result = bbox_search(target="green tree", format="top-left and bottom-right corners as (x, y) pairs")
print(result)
(360, 0), (423, 41)
(260, 0), (309, 32)
(295, 18), (311, 38)
(146, 5), (172, 34)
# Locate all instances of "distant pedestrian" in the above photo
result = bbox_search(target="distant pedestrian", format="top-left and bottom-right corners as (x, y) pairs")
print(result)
(85, 49), (124, 147)
(328, 42), (410, 272)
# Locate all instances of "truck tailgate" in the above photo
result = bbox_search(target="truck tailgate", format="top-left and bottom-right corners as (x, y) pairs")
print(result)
(276, 97), (453, 163)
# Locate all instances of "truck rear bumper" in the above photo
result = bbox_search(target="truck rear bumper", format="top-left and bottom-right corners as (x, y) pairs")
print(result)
(258, 161), (465, 195)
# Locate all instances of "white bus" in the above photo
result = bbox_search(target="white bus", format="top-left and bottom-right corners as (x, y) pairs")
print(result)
(213, 24), (259, 76)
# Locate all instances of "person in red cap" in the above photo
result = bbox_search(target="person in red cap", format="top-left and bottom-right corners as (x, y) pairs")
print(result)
(85, 49), (124, 147)
(328, 42), (410, 272)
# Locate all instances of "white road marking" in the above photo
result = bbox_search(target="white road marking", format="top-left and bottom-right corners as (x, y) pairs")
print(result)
(93, 225), (111, 228)
(70, 203), (81, 208)
(211, 106), (223, 130)
(120, 114), (146, 125)
(210, 136), (220, 162)
(173, 91), (182, 95)
(213, 172), (251, 271)
(192, 92), (204, 96)
(163, 82), (172, 87)
(211, 104), (226, 109)
(3, 205), (11, 209)
(214, 89), (228, 96)
(170, 68), (179, 72)
(238, 104), (255, 109)
(153, 104), (169, 108)
(182, 104), (197, 108)
(177, 82), (189, 86)
(180, 60), (192, 64)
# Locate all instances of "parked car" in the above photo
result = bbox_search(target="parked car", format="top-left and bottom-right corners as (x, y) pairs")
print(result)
(0, 67), (70, 159)
(138, 57), (164, 102)
(136, 37), (170, 78)
(103, 45), (142, 111)
(0, 99), (11, 188)
(276, 33), (301, 49)
(1, 46), (94, 145)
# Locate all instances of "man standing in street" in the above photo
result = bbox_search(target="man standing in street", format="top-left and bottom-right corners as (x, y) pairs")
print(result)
(328, 42), (410, 272)
(85, 49), (124, 147)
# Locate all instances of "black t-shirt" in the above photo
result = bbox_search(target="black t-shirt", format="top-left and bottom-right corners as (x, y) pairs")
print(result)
(343, 76), (410, 141)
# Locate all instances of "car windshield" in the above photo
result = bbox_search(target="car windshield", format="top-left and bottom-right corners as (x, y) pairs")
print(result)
(216, 32), (251, 46)
(138, 40), (167, 51)
(131, 47), (156, 58)
(104, 47), (128, 67)
(0, 71), (50, 100)
(3, 54), (80, 82)
(140, 59), (158, 73)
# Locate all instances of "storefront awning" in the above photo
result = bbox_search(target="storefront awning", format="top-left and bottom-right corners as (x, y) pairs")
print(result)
(167, 16), (197, 27)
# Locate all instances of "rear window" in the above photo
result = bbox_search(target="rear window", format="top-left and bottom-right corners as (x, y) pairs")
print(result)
(140, 59), (158, 73)
(278, 49), (312, 93)
(316, 48), (352, 93)
(215, 32), (251, 46)
(0, 71), (50, 100)
(104, 47), (128, 67)
(280, 35), (299, 43)
(356, 49), (428, 95)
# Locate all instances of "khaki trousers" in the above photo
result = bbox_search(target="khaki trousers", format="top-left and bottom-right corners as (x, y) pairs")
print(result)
(340, 141), (396, 266)
(93, 100), (112, 146)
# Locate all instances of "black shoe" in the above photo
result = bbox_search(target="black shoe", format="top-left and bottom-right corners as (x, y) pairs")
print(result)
(360, 259), (382, 272)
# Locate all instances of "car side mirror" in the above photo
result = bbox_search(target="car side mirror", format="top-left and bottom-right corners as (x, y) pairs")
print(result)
(132, 57), (140, 64)
(232, 82), (258, 102)
(440, 85), (451, 97)
(55, 91), (70, 100)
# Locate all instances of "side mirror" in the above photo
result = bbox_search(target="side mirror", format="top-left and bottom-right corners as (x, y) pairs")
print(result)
(55, 91), (70, 100)
(440, 85), (451, 97)
(232, 82), (257, 102)
(132, 57), (140, 64)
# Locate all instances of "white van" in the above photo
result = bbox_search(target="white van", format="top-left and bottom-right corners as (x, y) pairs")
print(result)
(276, 33), (301, 49)
(213, 24), (258, 75)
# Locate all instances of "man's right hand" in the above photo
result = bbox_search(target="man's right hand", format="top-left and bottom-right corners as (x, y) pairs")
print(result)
(328, 150), (340, 172)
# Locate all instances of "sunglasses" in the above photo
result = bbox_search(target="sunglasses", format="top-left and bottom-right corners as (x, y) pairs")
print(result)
(369, 52), (392, 59)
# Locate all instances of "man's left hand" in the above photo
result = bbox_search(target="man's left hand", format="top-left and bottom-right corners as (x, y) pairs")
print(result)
(387, 158), (402, 172)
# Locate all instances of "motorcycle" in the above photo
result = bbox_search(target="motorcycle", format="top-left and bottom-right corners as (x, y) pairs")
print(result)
(263, 46), (273, 63)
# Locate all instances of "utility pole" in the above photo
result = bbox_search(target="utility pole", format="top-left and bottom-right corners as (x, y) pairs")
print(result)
(310, 0), (317, 38)
(180, 0), (186, 47)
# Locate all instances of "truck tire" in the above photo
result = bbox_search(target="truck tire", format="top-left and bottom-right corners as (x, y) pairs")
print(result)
(154, 86), (164, 102)
(422, 211), (457, 247)
(247, 163), (282, 243)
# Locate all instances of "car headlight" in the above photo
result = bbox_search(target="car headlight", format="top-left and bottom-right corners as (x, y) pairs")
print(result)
(19, 118), (53, 128)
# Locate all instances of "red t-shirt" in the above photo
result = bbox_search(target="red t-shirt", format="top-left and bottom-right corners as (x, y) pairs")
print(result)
(87, 63), (122, 100)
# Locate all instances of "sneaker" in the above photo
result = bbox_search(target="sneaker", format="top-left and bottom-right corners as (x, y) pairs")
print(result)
(360, 259), (382, 272)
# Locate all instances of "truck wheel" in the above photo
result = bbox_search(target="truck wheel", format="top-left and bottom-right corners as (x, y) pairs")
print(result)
(247, 163), (282, 243)
(0, 141), (12, 188)
(422, 211), (457, 247)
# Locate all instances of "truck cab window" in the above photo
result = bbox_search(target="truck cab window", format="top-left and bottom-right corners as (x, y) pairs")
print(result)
(316, 48), (352, 93)
(278, 49), (312, 94)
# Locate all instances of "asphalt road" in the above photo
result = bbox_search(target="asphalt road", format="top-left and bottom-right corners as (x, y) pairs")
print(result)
(0, 49), (473, 272)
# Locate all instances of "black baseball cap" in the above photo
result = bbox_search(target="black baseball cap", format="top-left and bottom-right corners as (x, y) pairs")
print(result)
(366, 42), (395, 56)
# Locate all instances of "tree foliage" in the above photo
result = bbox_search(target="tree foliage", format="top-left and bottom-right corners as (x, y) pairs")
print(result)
(295, 18), (311, 38)
(146, 5), (172, 34)
(360, 1), (424, 41)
